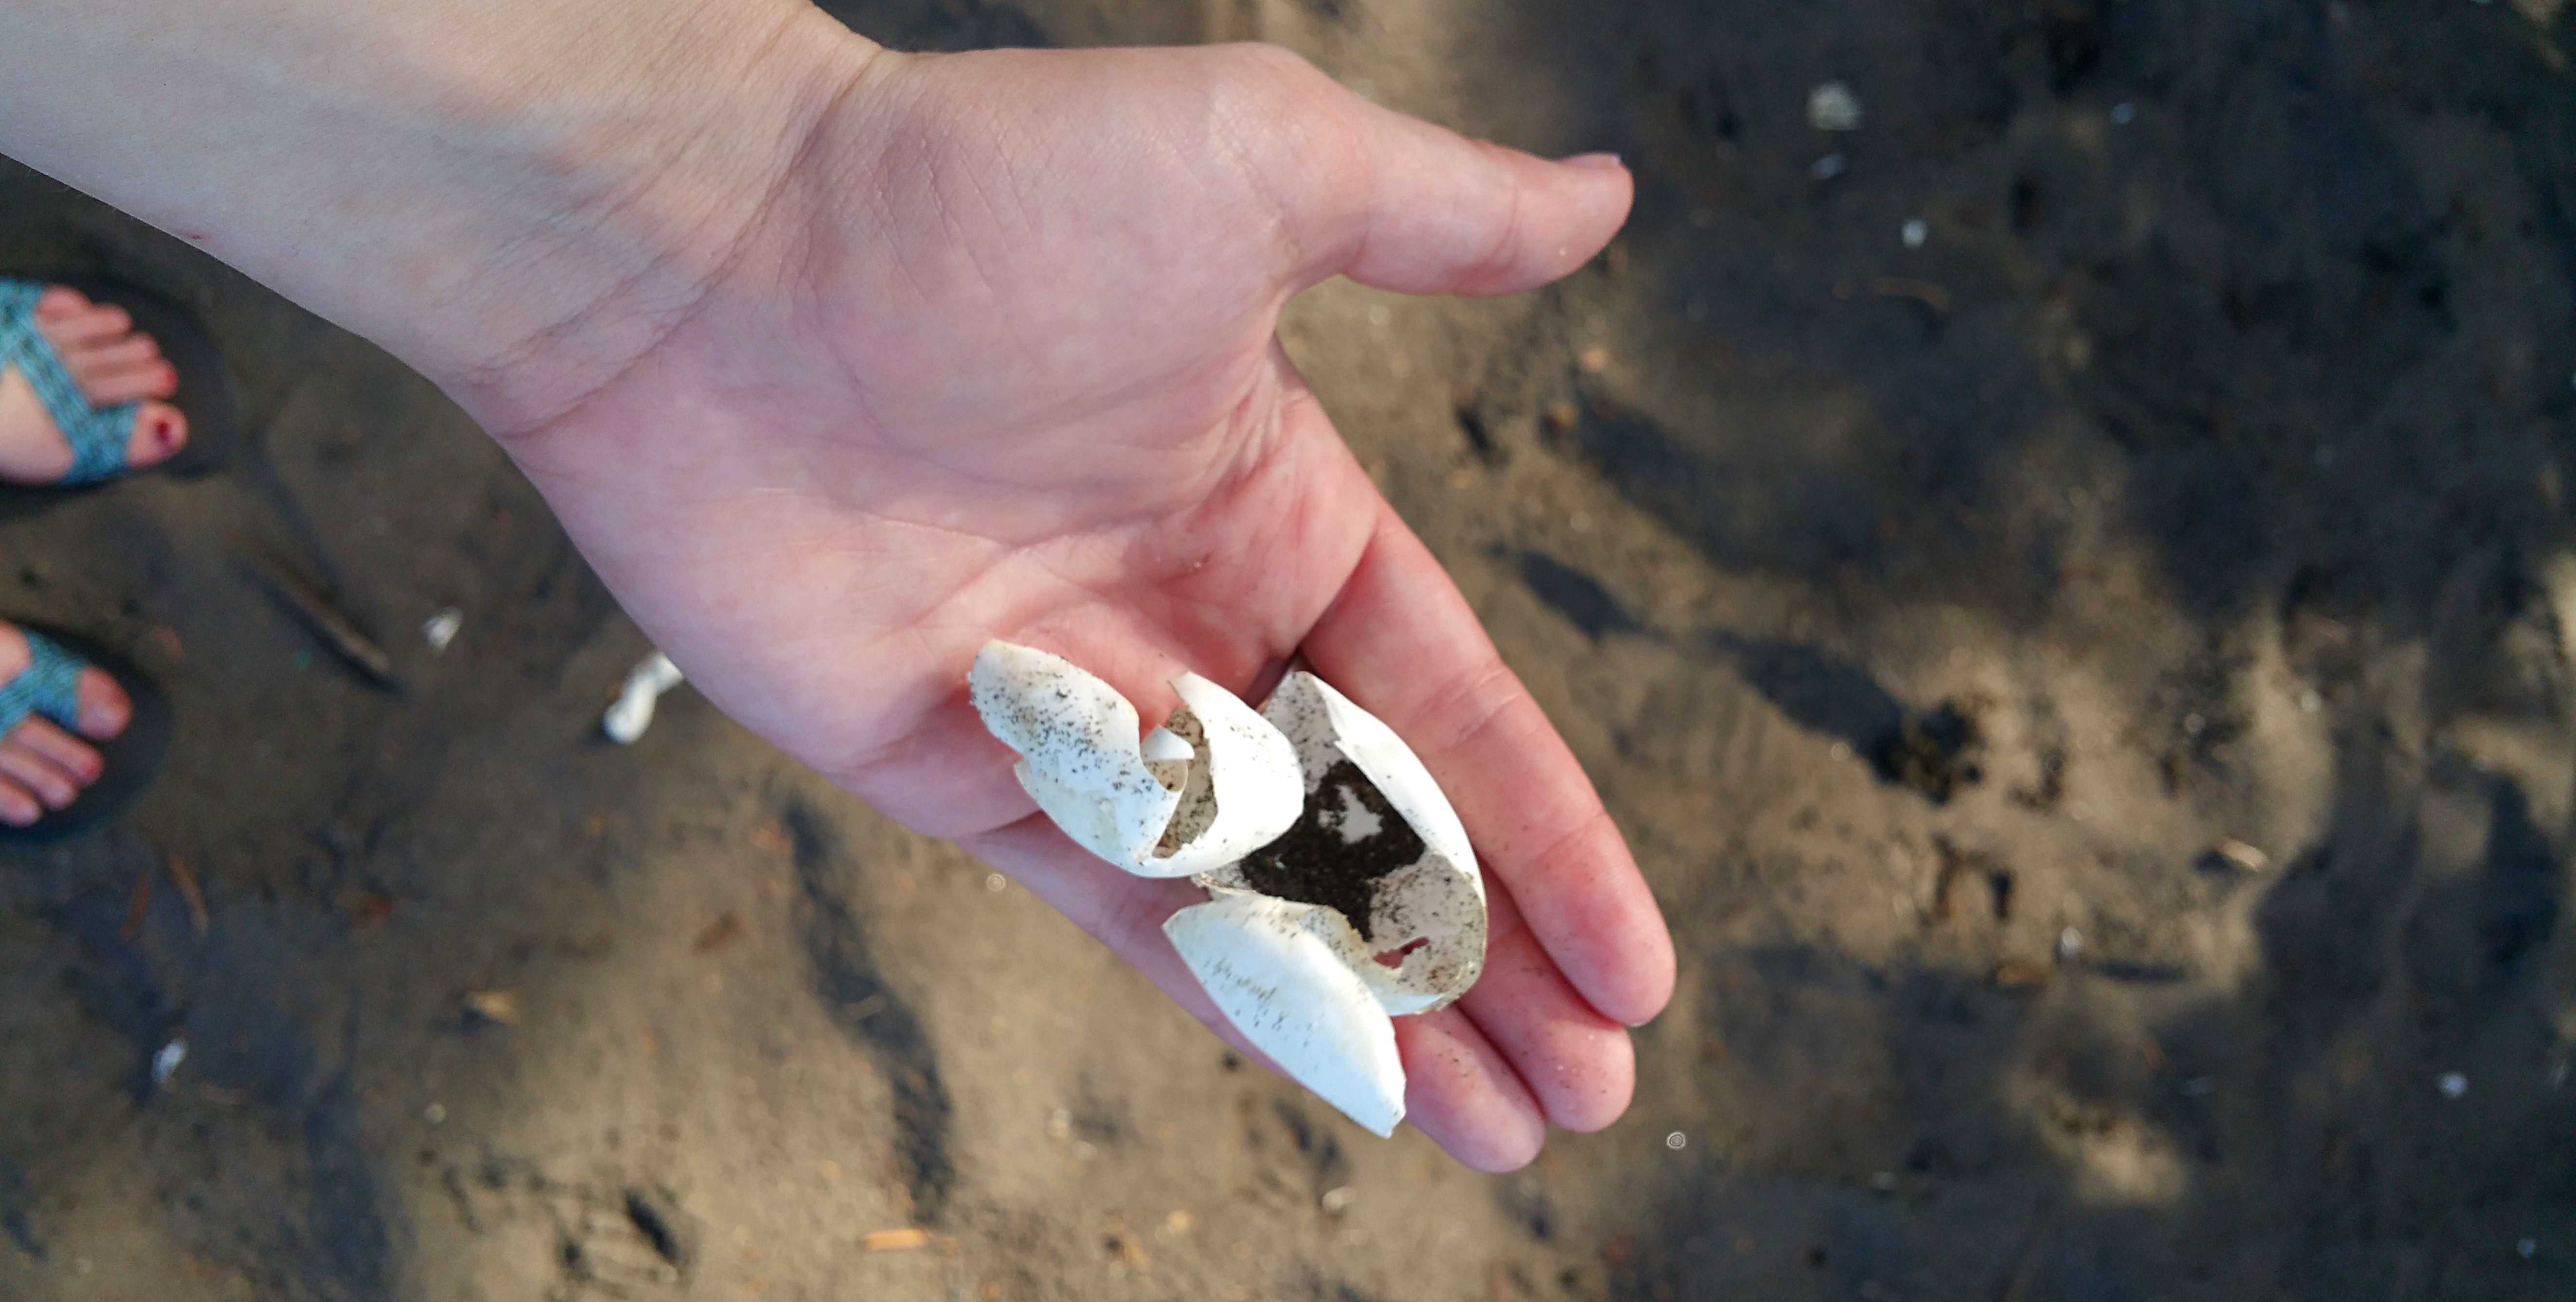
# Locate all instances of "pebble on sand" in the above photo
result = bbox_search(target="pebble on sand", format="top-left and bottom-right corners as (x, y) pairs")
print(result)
(423, 607), (463, 654)
(2213, 838), (2271, 872)
(150, 1038), (186, 1085)
(1807, 82), (1864, 131)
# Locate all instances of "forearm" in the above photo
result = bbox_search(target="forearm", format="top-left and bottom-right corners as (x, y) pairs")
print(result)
(0, 0), (874, 421)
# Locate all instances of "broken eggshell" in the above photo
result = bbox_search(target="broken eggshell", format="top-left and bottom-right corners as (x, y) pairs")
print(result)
(1163, 887), (1407, 1136)
(1192, 671), (1485, 1016)
(1166, 671), (1485, 1135)
(967, 641), (1303, 877)
(968, 643), (1485, 1138)
(603, 651), (684, 744)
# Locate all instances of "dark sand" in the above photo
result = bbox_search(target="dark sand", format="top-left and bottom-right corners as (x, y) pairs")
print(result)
(4, 0), (2575, 1297)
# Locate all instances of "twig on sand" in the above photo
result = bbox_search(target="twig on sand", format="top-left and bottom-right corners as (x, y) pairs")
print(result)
(2001, 1197), (2058, 1302)
(121, 862), (151, 941)
(1870, 277), (1951, 313)
(241, 549), (401, 689)
(163, 853), (210, 935)
(131, 828), (211, 936)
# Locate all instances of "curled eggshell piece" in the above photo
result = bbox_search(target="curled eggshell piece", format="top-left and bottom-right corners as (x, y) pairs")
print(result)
(968, 641), (1303, 878)
(1163, 887), (1406, 1137)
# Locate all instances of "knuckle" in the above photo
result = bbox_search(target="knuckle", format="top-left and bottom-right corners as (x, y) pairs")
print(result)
(1422, 658), (1528, 754)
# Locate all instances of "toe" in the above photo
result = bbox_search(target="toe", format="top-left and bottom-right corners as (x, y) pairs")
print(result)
(9, 717), (101, 784)
(0, 777), (38, 827)
(33, 286), (89, 319)
(81, 361), (180, 408)
(121, 402), (188, 469)
(74, 667), (130, 740)
(41, 303), (132, 350)
(63, 334), (162, 382)
(0, 739), (79, 810)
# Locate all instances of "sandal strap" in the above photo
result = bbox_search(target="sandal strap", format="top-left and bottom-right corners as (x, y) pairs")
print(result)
(0, 279), (136, 486)
(0, 630), (87, 740)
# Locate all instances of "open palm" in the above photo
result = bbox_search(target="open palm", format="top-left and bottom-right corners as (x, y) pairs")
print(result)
(489, 40), (1672, 1170)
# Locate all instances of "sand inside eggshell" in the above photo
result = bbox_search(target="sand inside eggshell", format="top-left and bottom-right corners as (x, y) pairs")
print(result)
(1230, 759), (1426, 945)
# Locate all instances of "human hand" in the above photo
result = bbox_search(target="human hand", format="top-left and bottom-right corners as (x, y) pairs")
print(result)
(491, 37), (1674, 1170)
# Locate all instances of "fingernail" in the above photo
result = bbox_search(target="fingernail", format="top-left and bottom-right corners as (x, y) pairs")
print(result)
(1562, 152), (1624, 170)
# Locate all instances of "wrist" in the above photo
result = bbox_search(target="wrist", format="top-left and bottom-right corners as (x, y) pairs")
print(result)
(422, 3), (891, 422)
(352, 0), (894, 429)
(0, 0), (886, 432)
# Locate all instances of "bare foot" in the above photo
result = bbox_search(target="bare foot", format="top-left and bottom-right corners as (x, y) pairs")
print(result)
(0, 621), (129, 826)
(0, 285), (187, 483)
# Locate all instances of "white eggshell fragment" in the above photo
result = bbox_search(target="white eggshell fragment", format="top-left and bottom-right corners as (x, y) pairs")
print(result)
(968, 641), (1303, 878)
(1199, 671), (1486, 1015)
(1164, 888), (1406, 1137)
(602, 651), (683, 744)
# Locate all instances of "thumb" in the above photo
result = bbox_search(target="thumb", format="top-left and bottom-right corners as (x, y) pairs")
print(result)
(1289, 84), (1632, 298)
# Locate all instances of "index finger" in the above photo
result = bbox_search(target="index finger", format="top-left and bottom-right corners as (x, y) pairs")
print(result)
(1299, 504), (1674, 1026)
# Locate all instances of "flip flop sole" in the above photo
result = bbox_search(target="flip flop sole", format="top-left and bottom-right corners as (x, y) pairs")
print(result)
(0, 624), (172, 846)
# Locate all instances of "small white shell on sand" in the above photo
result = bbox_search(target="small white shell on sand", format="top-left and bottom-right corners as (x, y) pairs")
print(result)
(423, 607), (463, 655)
(603, 651), (683, 744)
(968, 641), (1302, 878)
(1164, 888), (1406, 1136)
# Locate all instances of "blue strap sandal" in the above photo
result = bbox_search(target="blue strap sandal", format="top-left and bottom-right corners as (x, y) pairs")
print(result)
(0, 630), (88, 733)
(0, 282), (134, 483)
(0, 624), (171, 844)
(0, 275), (236, 492)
